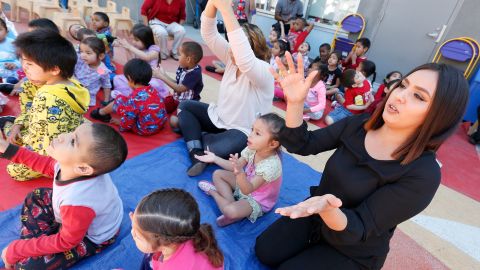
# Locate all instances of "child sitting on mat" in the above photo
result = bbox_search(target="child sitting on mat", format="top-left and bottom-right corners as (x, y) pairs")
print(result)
(152, 41), (204, 113)
(1, 29), (90, 181)
(74, 37), (112, 106)
(90, 59), (167, 136)
(132, 189), (224, 270)
(0, 123), (127, 269)
(112, 24), (169, 100)
(196, 113), (284, 227)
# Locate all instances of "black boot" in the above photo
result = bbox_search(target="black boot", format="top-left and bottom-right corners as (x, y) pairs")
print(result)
(0, 83), (14, 94)
(187, 148), (208, 176)
(90, 108), (112, 122)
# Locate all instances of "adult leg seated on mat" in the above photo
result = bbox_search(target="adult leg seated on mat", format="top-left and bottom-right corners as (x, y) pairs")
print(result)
(177, 100), (224, 176)
(202, 129), (247, 159)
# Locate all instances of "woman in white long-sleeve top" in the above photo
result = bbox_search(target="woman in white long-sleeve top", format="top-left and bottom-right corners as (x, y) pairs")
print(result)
(177, 0), (273, 176)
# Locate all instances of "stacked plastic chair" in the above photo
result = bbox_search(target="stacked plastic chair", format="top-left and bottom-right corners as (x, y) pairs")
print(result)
(432, 37), (480, 78)
(331, 13), (366, 55)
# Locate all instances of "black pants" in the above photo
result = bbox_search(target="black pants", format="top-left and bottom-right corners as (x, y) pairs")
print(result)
(178, 100), (247, 159)
(255, 216), (362, 270)
(14, 188), (116, 270)
(472, 105), (480, 141)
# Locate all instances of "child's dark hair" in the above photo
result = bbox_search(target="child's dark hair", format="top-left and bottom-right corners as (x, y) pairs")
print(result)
(319, 43), (331, 52)
(277, 39), (291, 56)
(89, 123), (128, 174)
(359, 60), (376, 83)
(135, 188), (224, 268)
(93, 11), (110, 25)
(0, 18), (7, 32)
(356, 37), (371, 50)
(302, 42), (311, 52)
(271, 28), (280, 39)
(384, 70), (402, 84)
(181, 41), (203, 65)
(123, 58), (152, 86)
(318, 64), (329, 80)
(341, 69), (357, 88)
(27, 18), (60, 33)
(81, 37), (106, 58)
(329, 51), (342, 63)
(132, 24), (155, 49)
(258, 113), (285, 145)
(296, 17), (307, 28)
(14, 29), (76, 79)
(77, 28), (96, 41)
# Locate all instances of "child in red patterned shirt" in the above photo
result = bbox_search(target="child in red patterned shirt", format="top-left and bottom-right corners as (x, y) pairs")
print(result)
(90, 59), (167, 136)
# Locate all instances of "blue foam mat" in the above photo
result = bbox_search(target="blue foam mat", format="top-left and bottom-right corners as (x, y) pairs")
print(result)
(0, 140), (321, 269)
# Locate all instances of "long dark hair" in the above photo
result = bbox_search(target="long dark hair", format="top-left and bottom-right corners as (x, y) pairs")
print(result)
(365, 63), (469, 164)
(241, 23), (271, 62)
(131, 24), (155, 49)
(135, 189), (224, 267)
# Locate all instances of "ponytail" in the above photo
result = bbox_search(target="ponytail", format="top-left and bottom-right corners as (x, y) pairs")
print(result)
(193, 224), (224, 267)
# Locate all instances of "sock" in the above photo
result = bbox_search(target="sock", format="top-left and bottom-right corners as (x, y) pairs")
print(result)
(186, 140), (202, 152)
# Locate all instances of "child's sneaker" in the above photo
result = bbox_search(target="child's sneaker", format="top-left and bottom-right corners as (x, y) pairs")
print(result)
(90, 108), (112, 122)
(198, 180), (217, 195)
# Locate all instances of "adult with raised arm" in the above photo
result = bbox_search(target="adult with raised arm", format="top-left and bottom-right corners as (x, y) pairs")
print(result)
(177, 0), (273, 177)
(255, 52), (469, 270)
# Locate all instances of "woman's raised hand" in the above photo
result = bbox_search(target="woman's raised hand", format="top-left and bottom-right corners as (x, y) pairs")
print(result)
(275, 194), (342, 219)
(270, 51), (318, 105)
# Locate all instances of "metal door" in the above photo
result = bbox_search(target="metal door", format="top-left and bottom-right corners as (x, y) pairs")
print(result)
(367, 0), (462, 83)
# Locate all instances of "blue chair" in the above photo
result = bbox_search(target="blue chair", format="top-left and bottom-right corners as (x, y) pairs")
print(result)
(331, 13), (366, 55)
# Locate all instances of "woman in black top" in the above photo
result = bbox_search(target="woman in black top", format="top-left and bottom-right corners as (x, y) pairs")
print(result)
(255, 52), (469, 270)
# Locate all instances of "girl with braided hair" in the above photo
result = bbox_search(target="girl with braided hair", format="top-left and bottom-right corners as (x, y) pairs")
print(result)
(131, 189), (224, 270)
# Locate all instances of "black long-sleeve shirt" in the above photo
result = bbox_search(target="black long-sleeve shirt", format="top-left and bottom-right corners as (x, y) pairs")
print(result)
(279, 114), (441, 269)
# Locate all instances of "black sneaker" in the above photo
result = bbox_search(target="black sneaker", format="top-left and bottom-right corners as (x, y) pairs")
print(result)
(187, 148), (208, 176)
(205, 66), (216, 73)
(90, 108), (112, 122)
(0, 83), (14, 94)
(0, 116), (15, 130)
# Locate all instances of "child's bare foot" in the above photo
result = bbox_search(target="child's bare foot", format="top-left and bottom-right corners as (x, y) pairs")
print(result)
(216, 215), (242, 227)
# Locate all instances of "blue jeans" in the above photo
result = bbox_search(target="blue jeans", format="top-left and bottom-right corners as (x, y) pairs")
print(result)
(59, 0), (68, 9)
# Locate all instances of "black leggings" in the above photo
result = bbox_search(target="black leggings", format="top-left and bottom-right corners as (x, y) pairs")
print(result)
(178, 100), (247, 158)
(255, 216), (363, 270)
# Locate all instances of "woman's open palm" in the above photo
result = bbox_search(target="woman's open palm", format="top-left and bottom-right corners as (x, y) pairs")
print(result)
(270, 51), (318, 104)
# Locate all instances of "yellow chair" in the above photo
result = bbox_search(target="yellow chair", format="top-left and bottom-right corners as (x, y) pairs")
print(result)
(433, 37), (478, 78)
(52, 6), (86, 35)
(32, 0), (62, 19)
(1, 0), (17, 21)
(460, 37), (480, 78)
(109, 7), (134, 36)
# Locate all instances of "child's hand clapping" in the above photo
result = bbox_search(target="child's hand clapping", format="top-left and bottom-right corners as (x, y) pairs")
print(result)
(152, 66), (167, 79)
(113, 38), (130, 49)
(229, 153), (243, 175)
(194, 149), (217, 163)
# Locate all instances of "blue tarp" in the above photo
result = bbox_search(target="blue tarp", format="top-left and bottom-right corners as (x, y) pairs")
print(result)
(0, 140), (322, 270)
